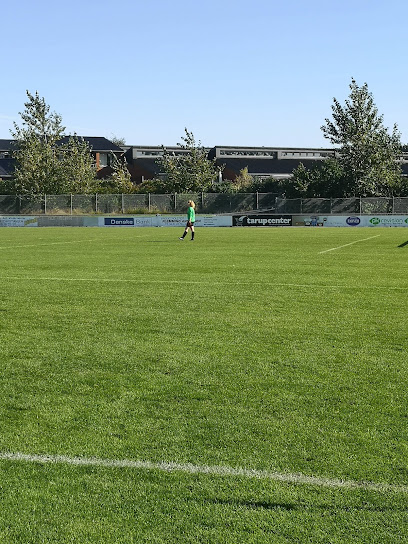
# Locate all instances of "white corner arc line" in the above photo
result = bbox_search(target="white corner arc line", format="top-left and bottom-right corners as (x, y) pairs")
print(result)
(0, 452), (407, 494)
(319, 235), (381, 254)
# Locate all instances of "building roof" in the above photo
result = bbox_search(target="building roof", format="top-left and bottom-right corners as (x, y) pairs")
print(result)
(58, 136), (124, 152)
(0, 139), (16, 151)
(0, 137), (123, 153)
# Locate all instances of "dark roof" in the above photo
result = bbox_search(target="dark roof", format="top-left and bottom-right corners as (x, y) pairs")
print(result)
(0, 139), (16, 151)
(58, 136), (124, 152)
(0, 137), (123, 153)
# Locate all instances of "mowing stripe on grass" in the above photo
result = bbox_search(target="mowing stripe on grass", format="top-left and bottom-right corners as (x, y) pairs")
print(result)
(0, 452), (407, 494)
(319, 234), (381, 254)
(0, 275), (407, 290)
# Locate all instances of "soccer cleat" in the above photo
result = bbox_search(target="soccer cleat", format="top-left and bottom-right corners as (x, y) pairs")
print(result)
(179, 237), (184, 240)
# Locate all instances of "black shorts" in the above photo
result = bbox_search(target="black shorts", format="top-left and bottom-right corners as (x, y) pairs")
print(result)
(186, 221), (195, 228)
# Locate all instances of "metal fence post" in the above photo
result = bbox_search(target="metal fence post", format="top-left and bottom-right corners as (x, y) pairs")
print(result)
(148, 193), (151, 212)
(174, 192), (177, 212)
(95, 193), (98, 213)
(70, 194), (73, 215)
(44, 194), (47, 215)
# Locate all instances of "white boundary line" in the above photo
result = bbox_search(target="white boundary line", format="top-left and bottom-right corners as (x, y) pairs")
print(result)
(0, 276), (406, 290)
(0, 452), (406, 493)
(0, 239), (101, 250)
(319, 235), (381, 254)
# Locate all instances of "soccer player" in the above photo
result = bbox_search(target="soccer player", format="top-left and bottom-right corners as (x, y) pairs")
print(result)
(179, 200), (196, 241)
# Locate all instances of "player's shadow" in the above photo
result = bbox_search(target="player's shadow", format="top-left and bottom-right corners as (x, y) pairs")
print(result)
(398, 240), (408, 247)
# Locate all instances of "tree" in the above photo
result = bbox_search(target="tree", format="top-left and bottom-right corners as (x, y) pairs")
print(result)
(321, 78), (402, 196)
(291, 159), (349, 198)
(56, 136), (98, 193)
(98, 153), (134, 193)
(233, 167), (254, 191)
(11, 91), (65, 195)
(110, 135), (126, 147)
(158, 128), (222, 193)
(10, 91), (96, 195)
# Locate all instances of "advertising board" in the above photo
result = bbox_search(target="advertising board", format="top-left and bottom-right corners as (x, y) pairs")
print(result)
(0, 216), (38, 227)
(98, 215), (232, 227)
(293, 215), (408, 227)
(233, 215), (292, 226)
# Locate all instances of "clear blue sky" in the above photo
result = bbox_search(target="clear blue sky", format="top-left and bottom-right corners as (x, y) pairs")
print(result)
(2, 0), (407, 148)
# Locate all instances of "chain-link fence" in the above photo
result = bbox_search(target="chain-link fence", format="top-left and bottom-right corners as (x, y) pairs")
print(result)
(0, 194), (407, 215)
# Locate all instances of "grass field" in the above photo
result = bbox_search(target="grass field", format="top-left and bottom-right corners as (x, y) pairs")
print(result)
(0, 225), (407, 543)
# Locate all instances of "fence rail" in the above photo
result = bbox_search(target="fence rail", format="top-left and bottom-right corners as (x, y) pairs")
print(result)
(0, 194), (407, 215)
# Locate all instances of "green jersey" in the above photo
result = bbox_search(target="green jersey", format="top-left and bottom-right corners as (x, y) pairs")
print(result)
(187, 206), (195, 222)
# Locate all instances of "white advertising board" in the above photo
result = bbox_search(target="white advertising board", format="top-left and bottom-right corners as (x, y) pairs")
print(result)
(293, 215), (408, 227)
(0, 216), (38, 227)
(159, 215), (232, 227)
(99, 215), (232, 227)
(364, 215), (408, 227)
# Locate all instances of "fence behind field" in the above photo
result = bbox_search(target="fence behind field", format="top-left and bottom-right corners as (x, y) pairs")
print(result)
(0, 194), (407, 215)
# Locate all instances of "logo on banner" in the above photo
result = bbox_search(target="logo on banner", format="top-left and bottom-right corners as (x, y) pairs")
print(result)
(233, 215), (292, 226)
(104, 218), (134, 226)
(346, 217), (361, 226)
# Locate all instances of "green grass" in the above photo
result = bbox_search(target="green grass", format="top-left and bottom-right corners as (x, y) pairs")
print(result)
(0, 226), (407, 543)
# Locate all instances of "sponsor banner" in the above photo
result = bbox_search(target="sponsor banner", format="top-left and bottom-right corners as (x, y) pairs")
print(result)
(158, 215), (232, 227)
(99, 216), (154, 227)
(103, 217), (136, 227)
(294, 215), (408, 227)
(365, 215), (408, 227)
(294, 215), (358, 227)
(0, 216), (38, 227)
(196, 215), (232, 227)
(233, 215), (292, 226)
(99, 215), (231, 227)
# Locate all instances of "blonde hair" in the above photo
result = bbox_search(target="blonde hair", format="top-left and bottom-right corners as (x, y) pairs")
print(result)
(188, 200), (196, 209)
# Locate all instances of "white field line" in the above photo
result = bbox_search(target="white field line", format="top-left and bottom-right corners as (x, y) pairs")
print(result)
(0, 451), (406, 493)
(0, 239), (100, 250)
(0, 276), (406, 291)
(319, 235), (381, 254)
(0, 232), (155, 250)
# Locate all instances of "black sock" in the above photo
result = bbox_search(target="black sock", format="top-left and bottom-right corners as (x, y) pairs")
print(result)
(191, 232), (195, 240)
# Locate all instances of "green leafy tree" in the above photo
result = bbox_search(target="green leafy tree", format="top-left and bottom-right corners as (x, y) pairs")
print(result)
(321, 78), (402, 196)
(158, 128), (222, 192)
(233, 167), (254, 191)
(10, 91), (96, 195)
(11, 91), (65, 195)
(98, 153), (134, 193)
(56, 136), (97, 193)
(291, 159), (349, 197)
